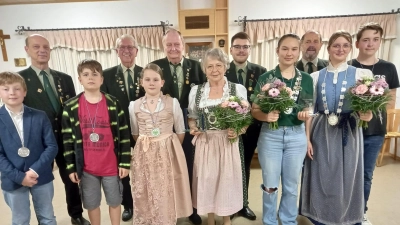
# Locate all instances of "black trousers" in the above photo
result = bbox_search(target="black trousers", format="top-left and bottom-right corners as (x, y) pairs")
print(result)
(240, 122), (262, 207)
(54, 147), (84, 218)
(121, 175), (133, 209)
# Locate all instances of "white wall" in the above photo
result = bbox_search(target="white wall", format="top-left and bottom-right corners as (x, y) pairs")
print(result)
(0, 0), (179, 71)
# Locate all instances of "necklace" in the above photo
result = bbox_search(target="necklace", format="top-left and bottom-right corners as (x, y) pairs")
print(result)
(274, 67), (302, 114)
(356, 58), (377, 73)
(321, 68), (348, 126)
(84, 94), (101, 142)
(10, 111), (30, 157)
(144, 95), (162, 137)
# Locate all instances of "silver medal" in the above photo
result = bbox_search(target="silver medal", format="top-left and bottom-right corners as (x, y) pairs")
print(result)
(284, 107), (293, 114)
(18, 147), (30, 157)
(151, 128), (161, 137)
(90, 133), (100, 142)
(328, 114), (339, 126)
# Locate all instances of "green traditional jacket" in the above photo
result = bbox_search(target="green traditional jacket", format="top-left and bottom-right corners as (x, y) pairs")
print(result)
(61, 91), (131, 178)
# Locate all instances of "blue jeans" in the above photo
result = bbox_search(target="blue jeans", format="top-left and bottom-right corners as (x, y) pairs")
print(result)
(363, 134), (385, 213)
(258, 124), (307, 225)
(3, 181), (56, 225)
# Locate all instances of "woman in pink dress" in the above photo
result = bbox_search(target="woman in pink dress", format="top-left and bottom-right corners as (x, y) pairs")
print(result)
(129, 63), (192, 225)
(188, 48), (247, 225)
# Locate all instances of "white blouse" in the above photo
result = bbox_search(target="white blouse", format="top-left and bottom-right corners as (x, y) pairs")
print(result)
(128, 96), (185, 135)
(310, 62), (373, 102)
(188, 77), (248, 119)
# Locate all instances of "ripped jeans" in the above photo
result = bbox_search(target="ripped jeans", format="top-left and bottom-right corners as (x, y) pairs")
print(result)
(257, 123), (307, 225)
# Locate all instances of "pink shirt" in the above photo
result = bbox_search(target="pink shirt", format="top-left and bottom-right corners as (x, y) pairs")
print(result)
(78, 94), (117, 176)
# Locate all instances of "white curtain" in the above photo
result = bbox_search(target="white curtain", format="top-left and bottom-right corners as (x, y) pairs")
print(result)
(251, 38), (393, 70)
(26, 27), (165, 93)
(48, 47), (164, 93)
(246, 14), (397, 70)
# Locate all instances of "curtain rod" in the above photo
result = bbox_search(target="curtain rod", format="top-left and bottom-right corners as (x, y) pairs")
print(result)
(15, 21), (173, 35)
(234, 8), (400, 31)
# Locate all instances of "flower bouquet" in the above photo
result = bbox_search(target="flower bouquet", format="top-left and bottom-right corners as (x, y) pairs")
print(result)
(250, 79), (296, 129)
(213, 96), (253, 143)
(347, 76), (391, 128)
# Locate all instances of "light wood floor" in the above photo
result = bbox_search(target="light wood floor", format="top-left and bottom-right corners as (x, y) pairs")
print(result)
(1, 155), (399, 225)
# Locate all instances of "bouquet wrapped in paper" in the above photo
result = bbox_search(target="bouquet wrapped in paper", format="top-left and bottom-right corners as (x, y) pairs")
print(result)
(347, 76), (391, 128)
(250, 79), (296, 129)
(212, 96), (253, 143)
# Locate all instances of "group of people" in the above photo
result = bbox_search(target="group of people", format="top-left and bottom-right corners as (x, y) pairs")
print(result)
(0, 22), (398, 225)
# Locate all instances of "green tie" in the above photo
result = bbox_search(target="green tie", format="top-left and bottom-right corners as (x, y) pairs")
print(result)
(307, 62), (314, 74)
(41, 71), (60, 113)
(170, 63), (181, 99)
(238, 69), (244, 85)
(127, 69), (135, 101)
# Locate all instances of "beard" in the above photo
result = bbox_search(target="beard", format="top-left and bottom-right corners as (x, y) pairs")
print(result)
(303, 47), (318, 61)
(233, 54), (248, 64)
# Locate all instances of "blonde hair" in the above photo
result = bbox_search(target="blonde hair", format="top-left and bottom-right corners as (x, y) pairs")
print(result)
(327, 30), (352, 49)
(0, 71), (27, 91)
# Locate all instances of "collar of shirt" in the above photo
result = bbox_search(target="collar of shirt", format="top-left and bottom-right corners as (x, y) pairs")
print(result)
(121, 64), (135, 73)
(4, 105), (24, 118)
(234, 61), (248, 74)
(169, 57), (184, 67)
(327, 61), (348, 73)
(301, 57), (318, 67)
(31, 65), (51, 77)
(5, 105), (24, 142)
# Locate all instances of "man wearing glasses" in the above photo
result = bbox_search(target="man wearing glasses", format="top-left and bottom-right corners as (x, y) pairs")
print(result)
(226, 31), (266, 221)
(101, 34), (144, 222)
(151, 28), (205, 225)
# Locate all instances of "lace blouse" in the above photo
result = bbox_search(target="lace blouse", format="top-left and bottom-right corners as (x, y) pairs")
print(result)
(188, 77), (248, 119)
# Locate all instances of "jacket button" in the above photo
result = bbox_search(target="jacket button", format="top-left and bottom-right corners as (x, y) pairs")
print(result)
(55, 118), (58, 121)
(54, 130), (58, 133)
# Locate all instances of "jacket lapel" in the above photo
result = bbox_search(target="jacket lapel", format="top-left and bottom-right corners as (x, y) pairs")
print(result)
(162, 58), (174, 97)
(317, 59), (327, 70)
(296, 60), (304, 71)
(22, 106), (32, 147)
(0, 107), (23, 145)
(49, 70), (63, 113)
(133, 65), (144, 98)
(24, 68), (55, 113)
(225, 61), (238, 83)
(246, 63), (256, 91)
(180, 58), (191, 101)
(116, 65), (128, 96)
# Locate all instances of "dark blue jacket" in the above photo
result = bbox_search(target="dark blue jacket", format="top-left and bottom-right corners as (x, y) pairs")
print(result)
(0, 105), (58, 191)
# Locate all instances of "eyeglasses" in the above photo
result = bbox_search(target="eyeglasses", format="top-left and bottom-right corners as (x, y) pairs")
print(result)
(119, 45), (136, 51)
(206, 64), (225, 71)
(232, 45), (251, 50)
(330, 44), (351, 50)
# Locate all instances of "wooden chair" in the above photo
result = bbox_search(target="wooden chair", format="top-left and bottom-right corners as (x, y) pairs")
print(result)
(376, 109), (400, 167)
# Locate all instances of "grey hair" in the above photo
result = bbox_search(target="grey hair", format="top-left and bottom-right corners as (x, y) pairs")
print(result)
(115, 34), (137, 48)
(201, 48), (230, 73)
(162, 28), (185, 45)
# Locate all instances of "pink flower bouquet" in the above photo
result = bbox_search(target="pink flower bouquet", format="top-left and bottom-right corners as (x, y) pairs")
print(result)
(250, 79), (296, 129)
(213, 96), (253, 143)
(347, 76), (391, 128)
